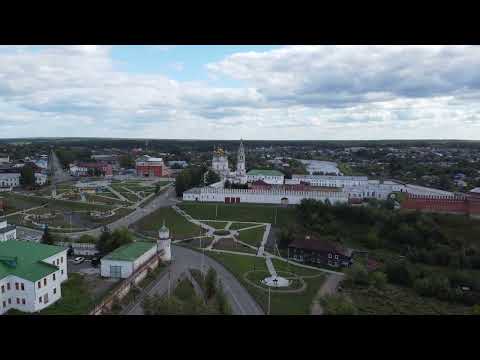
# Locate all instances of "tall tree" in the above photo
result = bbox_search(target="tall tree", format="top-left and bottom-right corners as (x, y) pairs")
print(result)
(20, 164), (36, 188)
(41, 226), (55, 245)
(205, 170), (220, 185)
(205, 267), (218, 300)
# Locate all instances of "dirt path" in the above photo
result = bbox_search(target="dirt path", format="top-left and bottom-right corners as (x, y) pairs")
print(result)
(310, 273), (344, 315)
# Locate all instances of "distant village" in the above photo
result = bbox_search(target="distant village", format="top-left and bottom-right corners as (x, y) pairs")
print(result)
(1, 138), (480, 315)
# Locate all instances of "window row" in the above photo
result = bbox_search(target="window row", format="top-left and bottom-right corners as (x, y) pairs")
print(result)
(37, 270), (61, 289)
(2, 297), (26, 308)
(1, 282), (25, 293)
(38, 288), (56, 304)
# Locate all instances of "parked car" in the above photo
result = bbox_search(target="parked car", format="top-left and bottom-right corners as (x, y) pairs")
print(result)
(90, 256), (101, 267)
(72, 257), (85, 264)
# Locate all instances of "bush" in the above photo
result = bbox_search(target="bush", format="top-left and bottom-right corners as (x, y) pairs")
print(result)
(413, 275), (450, 298)
(321, 294), (358, 315)
(362, 229), (383, 249)
(386, 261), (413, 286)
(215, 280), (232, 315)
(346, 263), (369, 286)
(205, 268), (217, 300)
(369, 271), (387, 290)
(77, 234), (96, 244)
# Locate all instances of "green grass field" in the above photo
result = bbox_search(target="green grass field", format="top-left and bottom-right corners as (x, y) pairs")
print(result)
(181, 236), (215, 249)
(39, 273), (94, 315)
(86, 194), (126, 206)
(132, 207), (202, 240)
(212, 238), (258, 254)
(118, 191), (140, 202)
(173, 277), (196, 302)
(207, 252), (325, 315)
(229, 222), (264, 230)
(238, 226), (266, 247)
(345, 283), (472, 315)
(179, 203), (296, 225)
(0, 192), (47, 212)
(91, 207), (134, 225)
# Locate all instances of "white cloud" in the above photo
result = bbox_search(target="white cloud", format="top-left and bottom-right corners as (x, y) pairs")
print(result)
(0, 45), (480, 139)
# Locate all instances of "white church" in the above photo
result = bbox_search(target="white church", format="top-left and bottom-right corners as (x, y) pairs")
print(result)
(211, 140), (247, 184)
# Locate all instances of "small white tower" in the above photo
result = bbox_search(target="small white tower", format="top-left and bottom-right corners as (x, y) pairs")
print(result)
(157, 219), (172, 262)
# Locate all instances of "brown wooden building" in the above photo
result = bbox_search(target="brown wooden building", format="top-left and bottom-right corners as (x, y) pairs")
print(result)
(288, 235), (353, 268)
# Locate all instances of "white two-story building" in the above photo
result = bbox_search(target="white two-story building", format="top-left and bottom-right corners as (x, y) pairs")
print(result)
(246, 169), (285, 185)
(0, 172), (48, 188)
(0, 240), (68, 315)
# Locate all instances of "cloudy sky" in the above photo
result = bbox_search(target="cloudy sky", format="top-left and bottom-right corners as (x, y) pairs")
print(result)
(1, 45), (479, 140)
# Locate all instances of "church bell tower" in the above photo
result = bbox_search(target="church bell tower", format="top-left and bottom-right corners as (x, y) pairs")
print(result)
(236, 139), (247, 184)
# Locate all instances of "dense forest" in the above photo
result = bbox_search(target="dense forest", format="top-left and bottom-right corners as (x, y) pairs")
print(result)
(281, 199), (480, 306)
(3, 138), (480, 153)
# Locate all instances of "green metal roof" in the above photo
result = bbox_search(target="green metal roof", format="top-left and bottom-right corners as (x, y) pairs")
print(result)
(247, 169), (284, 176)
(103, 241), (156, 262)
(0, 240), (66, 282)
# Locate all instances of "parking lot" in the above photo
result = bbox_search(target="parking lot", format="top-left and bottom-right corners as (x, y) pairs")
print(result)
(66, 256), (120, 300)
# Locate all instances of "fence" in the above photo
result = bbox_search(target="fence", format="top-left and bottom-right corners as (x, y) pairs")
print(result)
(55, 241), (99, 256)
(89, 253), (161, 315)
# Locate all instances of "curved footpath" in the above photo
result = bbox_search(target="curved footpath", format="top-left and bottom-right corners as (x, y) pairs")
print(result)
(60, 186), (178, 239)
(124, 245), (264, 315)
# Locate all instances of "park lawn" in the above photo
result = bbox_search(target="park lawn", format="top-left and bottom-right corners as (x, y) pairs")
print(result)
(132, 207), (202, 240)
(238, 226), (266, 247)
(1, 192), (47, 211)
(229, 222), (264, 230)
(86, 194), (125, 206)
(271, 258), (327, 277)
(4, 214), (24, 226)
(118, 191), (140, 202)
(39, 273), (94, 315)
(181, 236), (215, 249)
(212, 237), (258, 254)
(179, 203), (296, 225)
(45, 197), (113, 212)
(97, 188), (121, 198)
(201, 221), (229, 230)
(152, 180), (172, 187)
(122, 184), (156, 192)
(90, 207), (134, 225)
(207, 252), (325, 315)
(344, 283), (472, 315)
(173, 277), (196, 302)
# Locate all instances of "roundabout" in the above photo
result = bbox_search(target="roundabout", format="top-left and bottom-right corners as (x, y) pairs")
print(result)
(243, 270), (307, 293)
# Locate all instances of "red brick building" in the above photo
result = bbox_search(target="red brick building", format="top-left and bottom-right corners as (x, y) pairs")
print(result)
(401, 193), (480, 216)
(135, 155), (168, 177)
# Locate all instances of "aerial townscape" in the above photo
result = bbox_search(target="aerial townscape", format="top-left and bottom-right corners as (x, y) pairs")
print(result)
(1, 45), (480, 316)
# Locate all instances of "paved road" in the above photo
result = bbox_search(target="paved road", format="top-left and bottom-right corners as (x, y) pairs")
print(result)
(310, 273), (344, 315)
(125, 245), (264, 315)
(63, 186), (179, 239)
